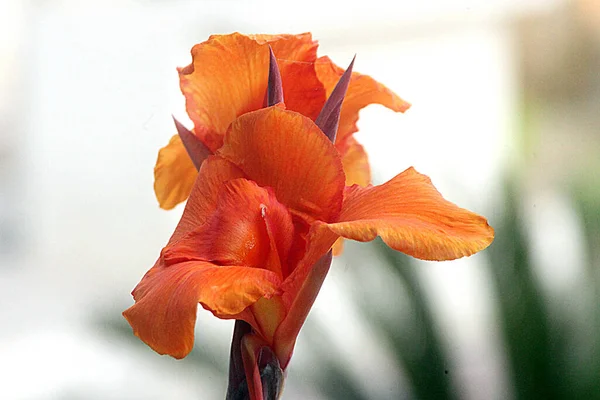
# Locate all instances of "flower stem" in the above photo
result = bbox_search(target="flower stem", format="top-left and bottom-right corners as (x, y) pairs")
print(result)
(226, 320), (284, 400)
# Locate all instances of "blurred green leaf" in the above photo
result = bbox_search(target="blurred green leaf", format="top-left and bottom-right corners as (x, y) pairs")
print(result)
(336, 239), (455, 400)
(488, 182), (568, 399)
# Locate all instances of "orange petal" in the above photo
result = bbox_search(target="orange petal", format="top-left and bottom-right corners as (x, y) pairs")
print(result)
(179, 33), (324, 152)
(168, 156), (245, 244)
(324, 167), (494, 261)
(218, 107), (345, 223)
(274, 250), (333, 369)
(123, 261), (282, 359)
(153, 134), (197, 210)
(340, 136), (371, 187)
(335, 137), (370, 254)
(279, 224), (338, 309)
(164, 178), (294, 277)
(251, 33), (326, 120)
(280, 60), (326, 121)
(248, 33), (317, 62)
(332, 237), (345, 256)
(315, 56), (411, 145)
(179, 33), (268, 151)
(250, 297), (287, 345)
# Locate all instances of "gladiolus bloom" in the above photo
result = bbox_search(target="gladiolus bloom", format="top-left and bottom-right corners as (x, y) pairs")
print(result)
(153, 32), (410, 211)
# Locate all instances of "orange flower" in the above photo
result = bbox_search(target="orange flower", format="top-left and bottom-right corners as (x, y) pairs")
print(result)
(126, 36), (493, 398)
(124, 104), (493, 398)
(154, 32), (410, 210)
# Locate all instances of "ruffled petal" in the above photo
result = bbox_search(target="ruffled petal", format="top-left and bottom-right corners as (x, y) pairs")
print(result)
(153, 134), (197, 210)
(249, 33), (326, 122)
(218, 107), (345, 223)
(340, 136), (371, 187)
(179, 33), (324, 152)
(123, 261), (282, 359)
(248, 33), (317, 62)
(315, 56), (411, 145)
(164, 178), (294, 277)
(179, 33), (269, 151)
(324, 167), (494, 261)
(168, 156), (245, 244)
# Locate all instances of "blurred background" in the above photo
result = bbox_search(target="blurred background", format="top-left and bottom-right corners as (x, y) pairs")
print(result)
(1, 0), (598, 399)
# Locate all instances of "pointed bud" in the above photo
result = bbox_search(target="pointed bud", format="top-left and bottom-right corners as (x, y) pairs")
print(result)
(266, 46), (284, 107)
(173, 117), (211, 171)
(258, 347), (284, 400)
(315, 56), (355, 143)
(227, 327), (284, 400)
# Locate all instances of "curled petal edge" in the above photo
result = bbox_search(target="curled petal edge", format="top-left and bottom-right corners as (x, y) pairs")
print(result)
(322, 167), (494, 261)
